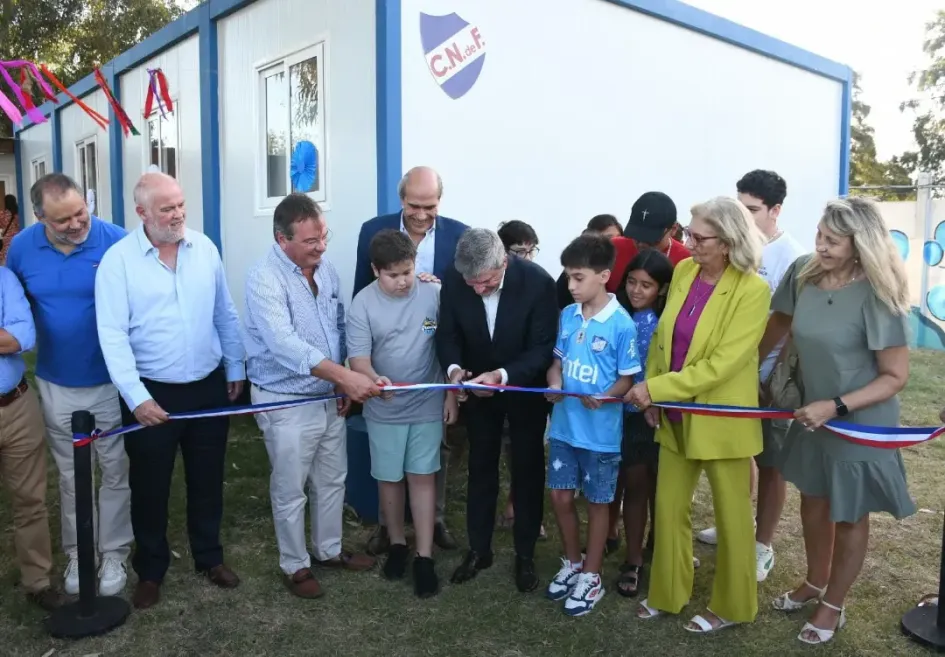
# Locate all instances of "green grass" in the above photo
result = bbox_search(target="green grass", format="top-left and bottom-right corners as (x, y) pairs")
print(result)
(2, 351), (945, 656)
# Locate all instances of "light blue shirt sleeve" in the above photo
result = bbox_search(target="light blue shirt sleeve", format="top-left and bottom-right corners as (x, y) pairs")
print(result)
(616, 319), (642, 377)
(245, 267), (327, 375)
(1, 269), (35, 353)
(95, 251), (152, 410)
(212, 253), (246, 382)
(553, 310), (568, 360)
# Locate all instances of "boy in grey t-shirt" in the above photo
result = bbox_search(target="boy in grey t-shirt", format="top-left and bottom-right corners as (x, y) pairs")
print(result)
(346, 229), (458, 598)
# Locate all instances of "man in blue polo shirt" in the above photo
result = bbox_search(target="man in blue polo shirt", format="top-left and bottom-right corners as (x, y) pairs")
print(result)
(7, 173), (130, 597)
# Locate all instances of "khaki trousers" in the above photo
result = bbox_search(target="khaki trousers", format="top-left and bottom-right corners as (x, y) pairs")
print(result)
(0, 387), (53, 592)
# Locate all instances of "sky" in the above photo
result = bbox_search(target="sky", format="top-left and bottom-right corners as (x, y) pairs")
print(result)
(685, 0), (942, 160)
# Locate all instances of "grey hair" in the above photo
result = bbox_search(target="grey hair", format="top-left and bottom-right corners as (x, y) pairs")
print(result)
(454, 228), (506, 279)
(133, 171), (178, 210)
(30, 173), (82, 218)
(397, 166), (443, 200)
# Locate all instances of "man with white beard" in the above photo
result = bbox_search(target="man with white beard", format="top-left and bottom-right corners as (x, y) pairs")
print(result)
(95, 172), (246, 609)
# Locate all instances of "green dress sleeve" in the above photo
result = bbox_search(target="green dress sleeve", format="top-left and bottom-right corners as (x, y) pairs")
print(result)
(863, 291), (909, 351)
(771, 254), (813, 316)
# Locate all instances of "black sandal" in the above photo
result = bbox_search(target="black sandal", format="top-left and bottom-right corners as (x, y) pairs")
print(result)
(616, 563), (643, 598)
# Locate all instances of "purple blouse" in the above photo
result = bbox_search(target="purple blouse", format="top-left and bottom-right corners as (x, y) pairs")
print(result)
(666, 276), (717, 422)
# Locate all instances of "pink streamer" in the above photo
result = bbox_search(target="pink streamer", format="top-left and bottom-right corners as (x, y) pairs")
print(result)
(0, 87), (23, 125)
(0, 60), (58, 103)
(0, 63), (45, 124)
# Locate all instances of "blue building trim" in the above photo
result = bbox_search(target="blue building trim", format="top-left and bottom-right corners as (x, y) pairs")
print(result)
(108, 68), (126, 227)
(376, 0), (403, 215)
(199, 6), (223, 252)
(604, 0), (849, 81)
(838, 71), (853, 195)
(13, 135), (25, 230)
(50, 109), (62, 173)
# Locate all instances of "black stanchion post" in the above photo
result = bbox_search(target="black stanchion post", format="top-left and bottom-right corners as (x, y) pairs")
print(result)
(45, 410), (130, 639)
(901, 509), (945, 650)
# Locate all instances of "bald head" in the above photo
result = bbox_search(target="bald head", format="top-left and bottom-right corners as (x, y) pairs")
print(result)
(134, 172), (187, 245)
(398, 166), (443, 238)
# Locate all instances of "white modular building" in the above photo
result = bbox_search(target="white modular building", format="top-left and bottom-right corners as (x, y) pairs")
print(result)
(14, 0), (851, 312)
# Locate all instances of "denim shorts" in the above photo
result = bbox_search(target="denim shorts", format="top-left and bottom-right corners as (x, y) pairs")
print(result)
(365, 419), (443, 482)
(547, 439), (621, 504)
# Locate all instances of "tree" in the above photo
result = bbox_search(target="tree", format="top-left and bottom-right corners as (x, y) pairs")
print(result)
(900, 10), (945, 189)
(849, 72), (915, 200)
(0, 0), (183, 137)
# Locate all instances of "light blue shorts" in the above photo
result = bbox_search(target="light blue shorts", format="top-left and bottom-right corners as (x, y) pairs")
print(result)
(365, 419), (443, 482)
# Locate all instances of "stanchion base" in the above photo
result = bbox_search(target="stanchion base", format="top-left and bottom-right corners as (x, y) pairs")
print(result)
(45, 595), (131, 639)
(902, 605), (945, 651)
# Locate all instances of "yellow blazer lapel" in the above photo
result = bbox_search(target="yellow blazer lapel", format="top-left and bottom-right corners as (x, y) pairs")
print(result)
(683, 265), (738, 367)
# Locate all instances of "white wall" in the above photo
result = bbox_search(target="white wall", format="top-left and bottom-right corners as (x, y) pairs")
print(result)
(120, 35), (202, 233)
(16, 122), (52, 225)
(219, 0), (378, 313)
(60, 90), (111, 221)
(400, 0), (844, 276)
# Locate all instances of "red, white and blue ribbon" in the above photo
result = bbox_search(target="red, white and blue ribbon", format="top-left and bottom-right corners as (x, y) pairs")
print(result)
(71, 382), (944, 451)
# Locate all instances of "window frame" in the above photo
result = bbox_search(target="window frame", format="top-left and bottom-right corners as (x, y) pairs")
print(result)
(145, 97), (182, 179)
(30, 156), (48, 184)
(74, 135), (99, 198)
(254, 39), (330, 214)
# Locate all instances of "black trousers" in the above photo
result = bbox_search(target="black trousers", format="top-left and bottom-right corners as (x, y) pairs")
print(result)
(465, 392), (547, 559)
(120, 367), (230, 582)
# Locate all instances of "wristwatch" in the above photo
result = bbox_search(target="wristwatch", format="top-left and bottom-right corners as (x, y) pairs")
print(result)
(833, 397), (849, 417)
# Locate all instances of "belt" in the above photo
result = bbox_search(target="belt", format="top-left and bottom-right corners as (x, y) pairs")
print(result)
(0, 378), (28, 408)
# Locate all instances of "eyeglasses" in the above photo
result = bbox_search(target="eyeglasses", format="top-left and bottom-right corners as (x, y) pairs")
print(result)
(509, 246), (540, 258)
(682, 227), (719, 246)
(301, 229), (333, 247)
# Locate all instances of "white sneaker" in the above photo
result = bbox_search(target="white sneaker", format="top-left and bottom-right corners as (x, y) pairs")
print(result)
(98, 557), (128, 596)
(696, 526), (718, 545)
(756, 542), (775, 582)
(63, 557), (79, 595)
(564, 572), (605, 616)
(546, 557), (583, 601)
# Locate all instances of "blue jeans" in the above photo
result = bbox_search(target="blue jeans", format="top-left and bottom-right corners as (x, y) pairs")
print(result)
(546, 439), (621, 504)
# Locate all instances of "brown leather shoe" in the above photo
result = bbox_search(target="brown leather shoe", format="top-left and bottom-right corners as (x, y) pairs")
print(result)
(205, 564), (240, 589)
(133, 581), (161, 610)
(312, 551), (376, 572)
(26, 586), (65, 611)
(285, 568), (323, 599)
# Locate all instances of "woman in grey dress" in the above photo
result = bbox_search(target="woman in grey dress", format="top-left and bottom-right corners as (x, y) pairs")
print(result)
(759, 196), (912, 646)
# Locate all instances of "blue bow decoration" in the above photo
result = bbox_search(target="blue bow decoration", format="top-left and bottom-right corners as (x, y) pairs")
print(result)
(290, 140), (318, 192)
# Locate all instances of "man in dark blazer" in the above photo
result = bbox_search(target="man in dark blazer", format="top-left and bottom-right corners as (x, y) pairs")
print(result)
(353, 166), (468, 556)
(436, 228), (558, 592)
(353, 166), (468, 297)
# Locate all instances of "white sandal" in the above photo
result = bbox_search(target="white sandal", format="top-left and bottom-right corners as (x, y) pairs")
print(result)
(685, 609), (737, 634)
(772, 579), (826, 611)
(797, 600), (846, 645)
(637, 598), (662, 620)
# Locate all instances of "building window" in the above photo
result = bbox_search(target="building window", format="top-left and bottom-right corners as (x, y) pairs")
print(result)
(31, 157), (48, 183)
(258, 42), (327, 208)
(147, 102), (179, 178)
(75, 137), (98, 197)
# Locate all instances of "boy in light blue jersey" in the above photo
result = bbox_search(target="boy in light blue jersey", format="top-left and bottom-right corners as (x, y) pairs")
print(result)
(545, 234), (640, 616)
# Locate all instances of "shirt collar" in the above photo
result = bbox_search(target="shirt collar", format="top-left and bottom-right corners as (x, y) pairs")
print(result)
(573, 293), (621, 323)
(400, 212), (436, 237)
(134, 223), (192, 255)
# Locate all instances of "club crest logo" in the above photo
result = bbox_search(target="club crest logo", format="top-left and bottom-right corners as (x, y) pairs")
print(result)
(422, 317), (438, 335)
(591, 336), (608, 353)
(420, 12), (486, 100)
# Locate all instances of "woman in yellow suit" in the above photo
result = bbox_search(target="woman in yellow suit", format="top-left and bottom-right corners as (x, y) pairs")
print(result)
(626, 196), (770, 633)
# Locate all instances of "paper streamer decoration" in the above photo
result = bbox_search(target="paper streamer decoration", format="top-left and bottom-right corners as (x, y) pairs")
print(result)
(290, 140), (318, 192)
(40, 64), (109, 130)
(143, 68), (174, 119)
(93, 67), (138, 136)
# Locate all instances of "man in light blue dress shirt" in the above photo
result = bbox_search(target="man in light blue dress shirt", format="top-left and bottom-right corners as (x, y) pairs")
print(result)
(244, 193), (380, 598)
(95, 172), (245, 610)
(0, 264), (64, 610)
(8, 173), (131, 599)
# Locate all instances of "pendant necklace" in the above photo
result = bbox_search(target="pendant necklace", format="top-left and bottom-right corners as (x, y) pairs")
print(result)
(686, 276), (715, 317)
(825, 270), (858, 305)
